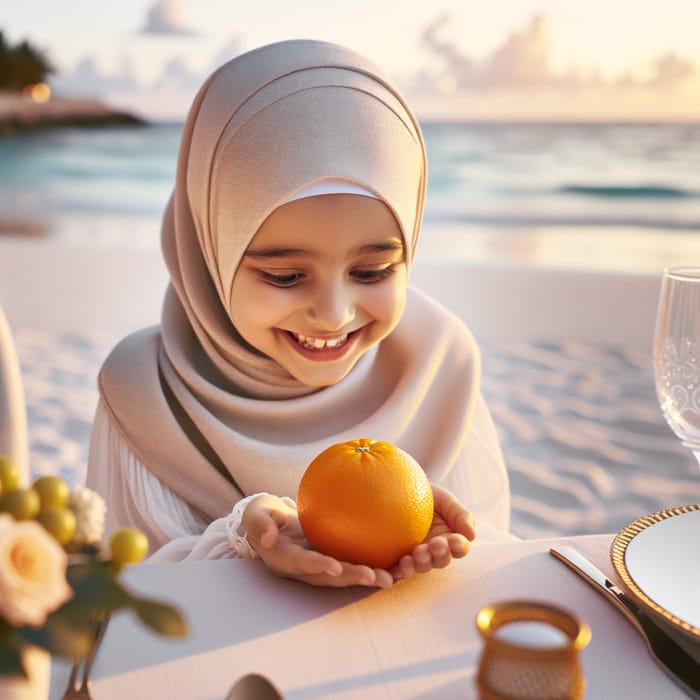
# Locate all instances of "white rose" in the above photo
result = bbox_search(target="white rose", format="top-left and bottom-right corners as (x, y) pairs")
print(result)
(0, 514), (73, 627)
(68, 486), (106, 546)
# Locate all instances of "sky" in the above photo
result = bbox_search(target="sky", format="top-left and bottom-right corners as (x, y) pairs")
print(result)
(4, 0), (700, 121)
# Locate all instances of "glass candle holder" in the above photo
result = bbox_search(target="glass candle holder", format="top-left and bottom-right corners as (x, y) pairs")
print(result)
(476, 600), (591, 700)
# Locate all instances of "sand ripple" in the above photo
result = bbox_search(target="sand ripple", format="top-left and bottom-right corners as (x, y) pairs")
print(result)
(481, 340), (700, 537)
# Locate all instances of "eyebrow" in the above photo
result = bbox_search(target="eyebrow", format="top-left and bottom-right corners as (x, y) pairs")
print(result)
(244, 239), (404, 259)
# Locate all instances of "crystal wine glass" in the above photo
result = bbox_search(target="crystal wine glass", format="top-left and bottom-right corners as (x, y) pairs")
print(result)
(653, 267), (700, 468)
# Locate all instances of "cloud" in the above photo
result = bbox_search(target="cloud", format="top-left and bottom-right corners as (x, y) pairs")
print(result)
(485, 14), (553, 87)
(644, 53), (697, 89)
(141, 0), (197, 36)
(152, 56), (203, 92)
(422, 13), (562, 90)
(408, 12), (700, 120)
(49, 34), (243, 120)
(50, 56), (141, 98)
(420, 12), (698, 93)
(208, 37), (244, 73)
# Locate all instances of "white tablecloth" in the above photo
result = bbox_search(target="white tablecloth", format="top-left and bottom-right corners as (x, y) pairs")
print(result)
(50, 533), (695, 699)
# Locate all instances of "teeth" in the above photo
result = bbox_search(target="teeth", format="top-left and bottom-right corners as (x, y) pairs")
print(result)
(294, 333), (348, 350)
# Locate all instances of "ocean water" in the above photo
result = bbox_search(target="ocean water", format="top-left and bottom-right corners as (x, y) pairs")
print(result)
(1, 121), (699, 251)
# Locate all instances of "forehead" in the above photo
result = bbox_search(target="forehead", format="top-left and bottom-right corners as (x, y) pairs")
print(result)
(248, 194), (405, 252)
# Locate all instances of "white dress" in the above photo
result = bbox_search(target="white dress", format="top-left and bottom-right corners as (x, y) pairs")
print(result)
(87, 393), (513, 562)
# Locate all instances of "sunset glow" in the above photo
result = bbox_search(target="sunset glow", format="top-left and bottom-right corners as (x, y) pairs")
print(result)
(3, 0), (700, 121)
(21, 82), (51, 103)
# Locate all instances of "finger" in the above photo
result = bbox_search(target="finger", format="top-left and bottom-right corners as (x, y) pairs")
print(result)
(258, 522), (280, 548)
(340, 562), (387, 587)
(432, 485), (477, 540)
(298, 550), (343, 577)
(391, 554), (416, 580)
(456, 511), (477, 541)
(246, 498), (298, 549)
(336, 562), (393, 588)
(410, 542), (435, 574)
(426, 536), (452, 569)
(246, 509), (283, 549)
(446, 533), (471, 559)
(372, 569), (394, 588)
(270, 540), (343, 577)
(300, 563), (392, 588)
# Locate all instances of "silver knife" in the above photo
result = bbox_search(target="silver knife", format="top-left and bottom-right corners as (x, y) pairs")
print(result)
(550, 546), (700, 699)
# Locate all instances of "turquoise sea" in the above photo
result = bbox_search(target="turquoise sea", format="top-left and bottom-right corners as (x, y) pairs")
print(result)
(1, 121), (699, 254)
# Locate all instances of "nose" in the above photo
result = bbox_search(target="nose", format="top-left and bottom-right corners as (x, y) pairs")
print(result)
(305, 279), (356, 330)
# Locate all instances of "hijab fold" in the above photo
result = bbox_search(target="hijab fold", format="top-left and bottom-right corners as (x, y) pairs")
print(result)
(98, 40), (482, 520)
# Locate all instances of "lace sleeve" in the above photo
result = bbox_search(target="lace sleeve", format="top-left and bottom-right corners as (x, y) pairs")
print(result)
(87, 399), (285, 562)
(224, 493), (269, 559)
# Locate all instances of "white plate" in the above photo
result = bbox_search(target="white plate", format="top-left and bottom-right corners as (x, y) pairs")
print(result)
(611, 504), (700, 640)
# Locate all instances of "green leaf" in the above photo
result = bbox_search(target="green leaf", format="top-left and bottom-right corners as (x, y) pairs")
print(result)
(129, 598), (188, 638)
(0, 557), (188, 673)
(0, 639), (25, 677)
(17, 618), (92, 659)
(0, 618), (13, 641)
(65, 561), (131, 611)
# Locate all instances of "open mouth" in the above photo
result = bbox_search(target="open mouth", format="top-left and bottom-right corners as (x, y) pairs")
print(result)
(290, 331), (351, 351)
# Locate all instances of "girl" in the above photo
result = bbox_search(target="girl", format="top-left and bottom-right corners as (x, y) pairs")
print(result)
(87, 39), (510, 588)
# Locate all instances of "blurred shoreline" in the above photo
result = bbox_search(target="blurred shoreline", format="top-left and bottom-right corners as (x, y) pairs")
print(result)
(0, 91), (144, 135)
(3, 209), (700, 274)
(2, 120), (699, 273)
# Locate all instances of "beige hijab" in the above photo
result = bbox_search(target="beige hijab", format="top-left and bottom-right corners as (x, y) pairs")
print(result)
(99, 40), (482, 521)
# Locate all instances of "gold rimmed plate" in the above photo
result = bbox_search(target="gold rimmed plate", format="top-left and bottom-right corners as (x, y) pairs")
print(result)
(611, 504), (700, 640)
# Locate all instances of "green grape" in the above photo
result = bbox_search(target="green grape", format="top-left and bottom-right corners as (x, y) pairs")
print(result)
(38, 505), (77, 545)
(0, 487), (41, 520)
(32, 475), (70, 510)
(109, 527), (149, 567)
(0, 455), (21, 493)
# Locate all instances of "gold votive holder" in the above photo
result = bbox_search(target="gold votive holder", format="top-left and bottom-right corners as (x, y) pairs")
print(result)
(475, 600), (591, 700)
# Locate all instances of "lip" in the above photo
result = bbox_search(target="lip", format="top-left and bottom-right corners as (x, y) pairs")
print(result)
(281, 328), (361, 361)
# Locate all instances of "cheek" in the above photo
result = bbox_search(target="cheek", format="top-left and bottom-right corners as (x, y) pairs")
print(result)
(232, 274), (278, 320)
(365, 277), (407, 324)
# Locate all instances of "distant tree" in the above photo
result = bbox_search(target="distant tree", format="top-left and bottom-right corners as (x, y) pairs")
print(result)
(0, 30), (54, 91)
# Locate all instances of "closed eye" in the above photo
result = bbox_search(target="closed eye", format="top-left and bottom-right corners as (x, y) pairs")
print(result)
(351, 265), (396, 282)
(259, 271), (305, 287)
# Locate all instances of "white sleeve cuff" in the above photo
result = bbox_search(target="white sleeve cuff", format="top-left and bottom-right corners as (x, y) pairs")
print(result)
(224, 493), (269, 559)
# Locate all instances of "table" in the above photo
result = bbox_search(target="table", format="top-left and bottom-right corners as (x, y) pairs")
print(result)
(50, 533), (695, 699)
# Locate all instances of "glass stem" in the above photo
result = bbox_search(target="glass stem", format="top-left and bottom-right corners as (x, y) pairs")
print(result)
(693, 450), (700, 470)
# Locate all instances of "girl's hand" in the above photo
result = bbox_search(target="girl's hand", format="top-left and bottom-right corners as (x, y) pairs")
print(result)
(390, 483), (476, 581)
(242, 494), (393, 588)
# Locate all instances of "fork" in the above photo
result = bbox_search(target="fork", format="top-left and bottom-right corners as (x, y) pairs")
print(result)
(61, 612), (110, 700)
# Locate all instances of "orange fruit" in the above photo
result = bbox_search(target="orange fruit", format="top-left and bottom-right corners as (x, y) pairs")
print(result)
(297, 438), (434, 569)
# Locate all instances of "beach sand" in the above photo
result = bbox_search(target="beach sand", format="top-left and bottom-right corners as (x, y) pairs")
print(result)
(2, 227), (700, 539)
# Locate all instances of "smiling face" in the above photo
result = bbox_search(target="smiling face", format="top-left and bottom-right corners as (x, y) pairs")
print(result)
(230, 193), (408, 387)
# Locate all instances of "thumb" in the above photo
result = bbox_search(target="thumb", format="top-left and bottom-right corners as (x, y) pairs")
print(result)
(246, 500), (290, 549)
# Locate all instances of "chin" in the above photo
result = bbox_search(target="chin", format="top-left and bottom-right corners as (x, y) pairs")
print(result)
(296, 372), (350, 388)
(290, 362), (358, 388)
